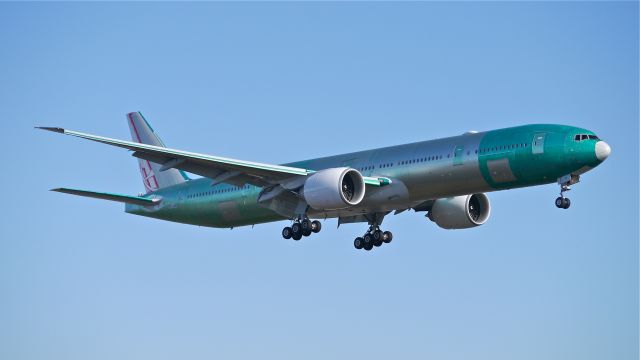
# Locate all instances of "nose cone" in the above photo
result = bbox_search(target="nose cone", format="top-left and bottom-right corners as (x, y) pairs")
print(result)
(595, 141), (611, 161)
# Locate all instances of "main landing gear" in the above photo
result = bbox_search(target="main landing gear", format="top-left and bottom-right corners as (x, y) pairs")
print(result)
(555, 174), (579, 209)
(282, 218), (322, 241)
(353, 225), (393, 251)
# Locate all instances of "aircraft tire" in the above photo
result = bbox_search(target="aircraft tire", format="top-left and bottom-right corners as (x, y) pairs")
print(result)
(354, 237), (364, 249)
(383, 231), (393, 243)
(291, 222), (303, 240)
(300, 219), (312, 233)
(363, 233), (373, 247)
(311, 220), (322, 233)
(282, 227), (292, 239)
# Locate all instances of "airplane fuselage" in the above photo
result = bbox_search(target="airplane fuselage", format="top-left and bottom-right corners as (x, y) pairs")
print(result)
(126, 124), (607, 228)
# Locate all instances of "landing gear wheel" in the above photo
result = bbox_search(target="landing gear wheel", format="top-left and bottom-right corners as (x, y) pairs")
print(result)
(302, 228), (312, 237)
(291, 222), (303, 240)
(372, 230), (383, 247)
(555, 197), (571, 209)
(383, 231), (393, 243)
(282, 227), (292, 239)
(354, 237), (364, 249)
(363, 243), (373, 251)
(555, 197), (564, 208)
(311, 220), (322, 233)
(300, 219), (312, 233)
(363, 233), (373, 247)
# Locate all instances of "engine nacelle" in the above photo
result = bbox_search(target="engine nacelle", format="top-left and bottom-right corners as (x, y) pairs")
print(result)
(303, 167), (366, 210)
(429, 194), (491, 229)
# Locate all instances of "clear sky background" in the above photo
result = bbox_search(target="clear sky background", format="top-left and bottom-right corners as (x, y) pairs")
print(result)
(0, 2), (637, 360)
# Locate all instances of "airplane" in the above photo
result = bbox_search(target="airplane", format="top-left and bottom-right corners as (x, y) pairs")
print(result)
(38, 112), (611, 251)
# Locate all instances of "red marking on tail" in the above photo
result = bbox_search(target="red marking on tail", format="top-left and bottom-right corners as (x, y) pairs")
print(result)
(129, 113), (159, 191)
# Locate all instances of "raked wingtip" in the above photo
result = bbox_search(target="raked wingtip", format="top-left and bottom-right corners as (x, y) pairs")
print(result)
(35, 126), (65, 133)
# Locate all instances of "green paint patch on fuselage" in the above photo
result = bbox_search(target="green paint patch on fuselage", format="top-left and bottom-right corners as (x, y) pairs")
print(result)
(478, 124), (602, 190)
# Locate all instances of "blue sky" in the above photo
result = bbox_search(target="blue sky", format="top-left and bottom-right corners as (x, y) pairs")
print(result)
(1, 2), (637, 359)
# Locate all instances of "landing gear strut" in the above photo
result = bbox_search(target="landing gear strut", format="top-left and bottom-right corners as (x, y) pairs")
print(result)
(282, 217), (321, 241)
(555, 174), (579, 209)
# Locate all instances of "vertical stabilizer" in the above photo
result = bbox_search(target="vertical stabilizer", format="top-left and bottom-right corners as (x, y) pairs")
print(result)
(127, 112), (188, 193)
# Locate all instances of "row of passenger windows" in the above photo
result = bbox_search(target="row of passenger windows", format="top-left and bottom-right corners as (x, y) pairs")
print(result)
(187, 184), (252, 199)
(358, 143), (531, 170)
(358, 155), (446, 171)
(478, 143), (528, 154)
(574, 134), (599, 141)
(358, 165), (374, 171)
(399, 155), (443, 166)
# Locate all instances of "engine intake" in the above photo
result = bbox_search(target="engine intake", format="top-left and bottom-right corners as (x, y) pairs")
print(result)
(429, 194), (491, 229)
(303, 167), (365, 210)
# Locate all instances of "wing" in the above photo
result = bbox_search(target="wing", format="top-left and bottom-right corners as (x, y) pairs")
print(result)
(52, 188), (161, 206)
(37, 127), (390, 188)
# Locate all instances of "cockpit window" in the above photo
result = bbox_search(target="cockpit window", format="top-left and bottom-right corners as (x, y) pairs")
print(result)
(574, 134), (600, 141)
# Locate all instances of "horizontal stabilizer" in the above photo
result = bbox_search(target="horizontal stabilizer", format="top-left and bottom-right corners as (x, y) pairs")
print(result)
(51, 188), (161, 206)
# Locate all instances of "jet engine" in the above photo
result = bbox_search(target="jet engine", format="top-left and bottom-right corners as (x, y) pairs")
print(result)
(302, 167), (366, 210)
(428, 194), (491, 229)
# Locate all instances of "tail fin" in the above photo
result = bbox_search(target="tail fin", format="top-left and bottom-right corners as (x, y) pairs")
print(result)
(127, 112), (188, 193)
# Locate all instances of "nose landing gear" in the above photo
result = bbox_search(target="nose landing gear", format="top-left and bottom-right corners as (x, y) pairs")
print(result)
(555, 174), (579, 209)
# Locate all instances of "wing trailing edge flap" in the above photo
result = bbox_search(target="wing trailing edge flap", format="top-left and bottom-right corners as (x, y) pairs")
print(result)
(131, 151), (258, 187)
(51, 188), (161, 207)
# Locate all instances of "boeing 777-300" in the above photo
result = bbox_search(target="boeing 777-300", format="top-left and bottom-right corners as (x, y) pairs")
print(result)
(38, 112), (611, 251)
